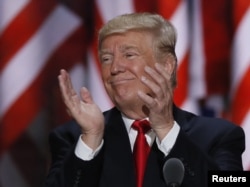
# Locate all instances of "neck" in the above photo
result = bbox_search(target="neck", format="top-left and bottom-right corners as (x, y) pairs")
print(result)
(117, 103), (149, 120)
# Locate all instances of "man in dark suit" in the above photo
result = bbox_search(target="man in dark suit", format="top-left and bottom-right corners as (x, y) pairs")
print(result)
(44, 13), (245, 187)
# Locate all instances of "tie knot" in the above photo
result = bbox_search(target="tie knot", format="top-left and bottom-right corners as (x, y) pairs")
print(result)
(132, 120), (151, 134)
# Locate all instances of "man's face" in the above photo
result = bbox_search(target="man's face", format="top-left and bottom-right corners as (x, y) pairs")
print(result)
(99, 31), (158, 109)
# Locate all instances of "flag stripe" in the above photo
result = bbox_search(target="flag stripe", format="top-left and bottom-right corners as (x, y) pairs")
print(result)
(96, 0), (134, 21)
(231, 9), (250, 92)
(1, 25), (87, 152)
(0, 0), (29, 32)
(189, 0), (206, 99)
(134, 0), (157, 12)
(231, 1), (250, 170)
(157, 0), (182, 19)
(233, 0), (250, 28)
(202, 0), (232, 95)
(0, 0), (88, 186)
(0, 4), (83, 153)
(231, 67), (250, 124)
(0, 5), (81, 117)
(1, 81), (43, 153)
(171, 1), (189, 65)
(174, 54), (189, 105)
(0, 0), (57, 71)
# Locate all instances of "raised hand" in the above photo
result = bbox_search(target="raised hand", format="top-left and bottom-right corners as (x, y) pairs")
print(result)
(58, 69), (104, 149)
(137, 63), (174, 141)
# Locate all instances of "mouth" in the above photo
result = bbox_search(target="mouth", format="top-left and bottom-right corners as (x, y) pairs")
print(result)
(109, 78), (134, 85)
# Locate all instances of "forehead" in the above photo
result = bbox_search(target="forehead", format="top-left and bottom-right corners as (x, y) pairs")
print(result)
(100, 31), (154, 52)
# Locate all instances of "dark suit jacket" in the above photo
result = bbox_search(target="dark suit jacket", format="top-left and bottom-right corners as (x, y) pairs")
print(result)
(44, 106), (245, 187)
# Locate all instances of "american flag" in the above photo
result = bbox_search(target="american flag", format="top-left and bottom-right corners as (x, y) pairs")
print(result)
(0, 0), (249, 186)
(230, 0), (250, 171)
(0, 0), (90, 186)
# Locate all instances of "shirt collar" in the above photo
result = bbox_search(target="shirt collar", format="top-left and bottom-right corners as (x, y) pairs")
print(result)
(121, 114), (149, 133)
(121, 114), (135, 133)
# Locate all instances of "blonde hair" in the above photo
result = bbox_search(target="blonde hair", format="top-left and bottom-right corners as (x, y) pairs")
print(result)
(98, 12), (178, 87)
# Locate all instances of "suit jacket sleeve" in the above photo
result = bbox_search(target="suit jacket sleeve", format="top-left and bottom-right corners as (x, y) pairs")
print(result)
(165, 120), (245, 187)
(44, 121), (103, 187)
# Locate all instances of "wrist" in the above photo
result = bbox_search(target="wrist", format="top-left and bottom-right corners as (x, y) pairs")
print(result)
(81, 132), (104, 150)
(153, 121), (174, 141)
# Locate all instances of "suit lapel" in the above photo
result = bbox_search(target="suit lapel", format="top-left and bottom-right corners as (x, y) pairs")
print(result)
(144, 142), (167, 187)
(143, 105), (196, 187)
(100, 108), (136, 187)
(173, 104), (195, 132)
(99, 106), (195, 187)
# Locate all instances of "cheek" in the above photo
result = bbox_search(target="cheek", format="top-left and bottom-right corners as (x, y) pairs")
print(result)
(129, 63), (144, 77)
(101, 66), (110, 80)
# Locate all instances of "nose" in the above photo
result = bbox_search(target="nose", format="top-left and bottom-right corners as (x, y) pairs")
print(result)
(110, 55), (125, 75)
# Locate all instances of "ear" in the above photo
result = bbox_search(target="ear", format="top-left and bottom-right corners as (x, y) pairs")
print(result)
(163, 54), (176, 75)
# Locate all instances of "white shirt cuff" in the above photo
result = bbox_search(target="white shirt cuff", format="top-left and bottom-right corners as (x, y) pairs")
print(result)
(74, 135), (104, 161)
(156, 121), (180, 156)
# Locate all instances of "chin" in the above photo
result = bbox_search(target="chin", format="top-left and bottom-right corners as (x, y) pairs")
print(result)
(113, 93), (137, 105)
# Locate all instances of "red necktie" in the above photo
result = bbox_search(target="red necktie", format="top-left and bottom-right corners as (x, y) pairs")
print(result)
(132, 120), (151, 187)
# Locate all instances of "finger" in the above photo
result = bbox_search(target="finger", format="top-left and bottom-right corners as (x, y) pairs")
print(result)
(144, 65), (172, 98)
(141, 75), (163, 99)
(58, 70), (71, 100)
(143, 66), (167, 98)
(80, 87), (94, 104)
(137, 90), (157, 108)
(154, 63), (173, 97)
(58, 69), (78, 108)
(58, 69), (69, 92)
(155, 63), (171, 81)
(59, 69), (75, 95)
(145, 66), (168, 90)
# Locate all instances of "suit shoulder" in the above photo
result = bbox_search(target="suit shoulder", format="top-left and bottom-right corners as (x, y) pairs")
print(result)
(53, 120), (80, 133)
(186, 114), (245, 147)
(49, 120), (81, 144)
(193, 115), (241, 131)
(174, 105), (242, 132)
(176, 106), (244, 141)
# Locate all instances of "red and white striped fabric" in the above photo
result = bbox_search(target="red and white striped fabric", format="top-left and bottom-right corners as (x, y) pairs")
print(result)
(230, 0), (250, 171)
(157, 0), (198, 114)
(0, 0), (88, 186)
(189, 0), (233, 117)
(189, 0), (250, 170)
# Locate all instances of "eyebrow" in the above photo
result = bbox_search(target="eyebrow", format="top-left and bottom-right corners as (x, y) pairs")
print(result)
(99, 48), (113, 59)
(99, 44), (140, 56)
(119, 45), (140, 53)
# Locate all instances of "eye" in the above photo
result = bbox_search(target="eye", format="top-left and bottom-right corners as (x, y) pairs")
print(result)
(125, 52), (137, 59)
(101, 55), (113, 64)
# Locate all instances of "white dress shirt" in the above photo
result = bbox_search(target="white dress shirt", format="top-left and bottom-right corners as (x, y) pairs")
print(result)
(75, 115), (180, 161)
